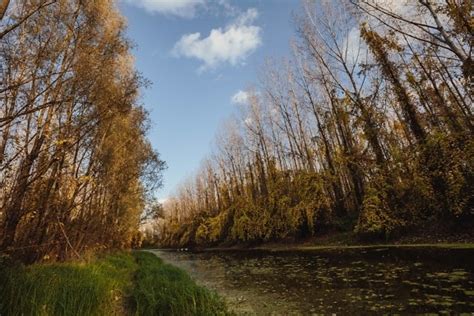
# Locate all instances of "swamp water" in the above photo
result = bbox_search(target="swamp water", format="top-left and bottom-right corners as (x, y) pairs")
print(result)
(150, 247), (474, 315)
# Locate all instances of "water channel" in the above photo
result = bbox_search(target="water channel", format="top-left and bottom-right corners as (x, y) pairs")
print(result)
(150, 247), (474, 315)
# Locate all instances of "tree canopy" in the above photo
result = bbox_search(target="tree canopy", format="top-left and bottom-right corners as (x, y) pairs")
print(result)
(0, 0), (165, 262)
(156, 0), (473, 247)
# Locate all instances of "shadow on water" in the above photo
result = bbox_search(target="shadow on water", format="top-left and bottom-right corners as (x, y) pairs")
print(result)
(150, 247), (474, 315)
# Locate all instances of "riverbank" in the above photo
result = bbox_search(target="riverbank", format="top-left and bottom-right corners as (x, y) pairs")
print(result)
(0, 251), (230, 315)
(185, 227), (474, 253)
(253, 230), (474, 252)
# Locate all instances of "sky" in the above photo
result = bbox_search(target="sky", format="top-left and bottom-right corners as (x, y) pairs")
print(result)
(117, 0), (301, 201)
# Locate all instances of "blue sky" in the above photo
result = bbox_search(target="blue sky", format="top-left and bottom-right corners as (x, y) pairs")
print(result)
(117, 0), (301, 200)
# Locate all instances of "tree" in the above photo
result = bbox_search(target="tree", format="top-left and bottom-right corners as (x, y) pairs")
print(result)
(0, 0), (165, 262)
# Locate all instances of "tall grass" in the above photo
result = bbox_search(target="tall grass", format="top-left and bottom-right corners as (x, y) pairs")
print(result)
(0, 251), (231, 315)
(131, 252), (231, 316)
(0, 252), (137, 316)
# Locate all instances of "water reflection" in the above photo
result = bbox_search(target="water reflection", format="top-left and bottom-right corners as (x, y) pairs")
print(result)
(150, 248), (474, 315)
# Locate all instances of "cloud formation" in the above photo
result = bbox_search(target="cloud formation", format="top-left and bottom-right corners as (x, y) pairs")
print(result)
(231, 90), (249, 105)
(122, 0), (205, 18)
(173, 8), (262, 71)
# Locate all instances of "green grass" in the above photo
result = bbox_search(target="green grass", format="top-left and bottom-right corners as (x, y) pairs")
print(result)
(0, 252), (137, 316)
(0, 252), (231, 316)
(131, 251), (230, 316)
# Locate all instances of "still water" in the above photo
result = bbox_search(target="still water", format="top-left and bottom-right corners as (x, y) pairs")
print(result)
(150, 247), (474, 315)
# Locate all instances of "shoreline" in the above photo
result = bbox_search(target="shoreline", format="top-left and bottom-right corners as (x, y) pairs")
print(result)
(153, 230), (474, 253)
(196, 242), (474, 253)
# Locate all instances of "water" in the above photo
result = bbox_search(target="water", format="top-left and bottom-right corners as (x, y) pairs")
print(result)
(150, 247), (474, 315)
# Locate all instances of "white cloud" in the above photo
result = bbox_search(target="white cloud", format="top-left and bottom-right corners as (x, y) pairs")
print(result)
(122, 0), (205, 18)
(234, 7), (259, 25)
(172, 8), (262, 71)
(231, 90), (249, 105)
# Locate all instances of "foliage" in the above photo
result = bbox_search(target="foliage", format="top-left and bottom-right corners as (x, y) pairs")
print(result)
(154, 0), (473, 247)
(0, 0), (165, 262)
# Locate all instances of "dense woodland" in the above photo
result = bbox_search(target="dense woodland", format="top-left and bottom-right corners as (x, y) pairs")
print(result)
(0, 0), (165, 262)
(0, 0), (472, 261)
(155, 0), (473, 247)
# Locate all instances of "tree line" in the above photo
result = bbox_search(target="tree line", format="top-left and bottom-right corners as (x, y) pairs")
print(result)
(0, 0), (165, 262)
(155, 0), (473, 247)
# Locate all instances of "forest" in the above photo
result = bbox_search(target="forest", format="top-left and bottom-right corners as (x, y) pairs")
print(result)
(154, 0), (473, 247)
(0, 0), (165, 263)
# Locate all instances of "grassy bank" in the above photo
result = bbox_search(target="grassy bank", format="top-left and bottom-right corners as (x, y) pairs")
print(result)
(0, 252), (230, 316)
(131, 252), (229, 315)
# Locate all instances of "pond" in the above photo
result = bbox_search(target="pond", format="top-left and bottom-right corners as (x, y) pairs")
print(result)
(149, 247), (474, 315)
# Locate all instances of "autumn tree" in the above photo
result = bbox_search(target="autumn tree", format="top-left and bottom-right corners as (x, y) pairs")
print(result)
(0, 0), (165, 262)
